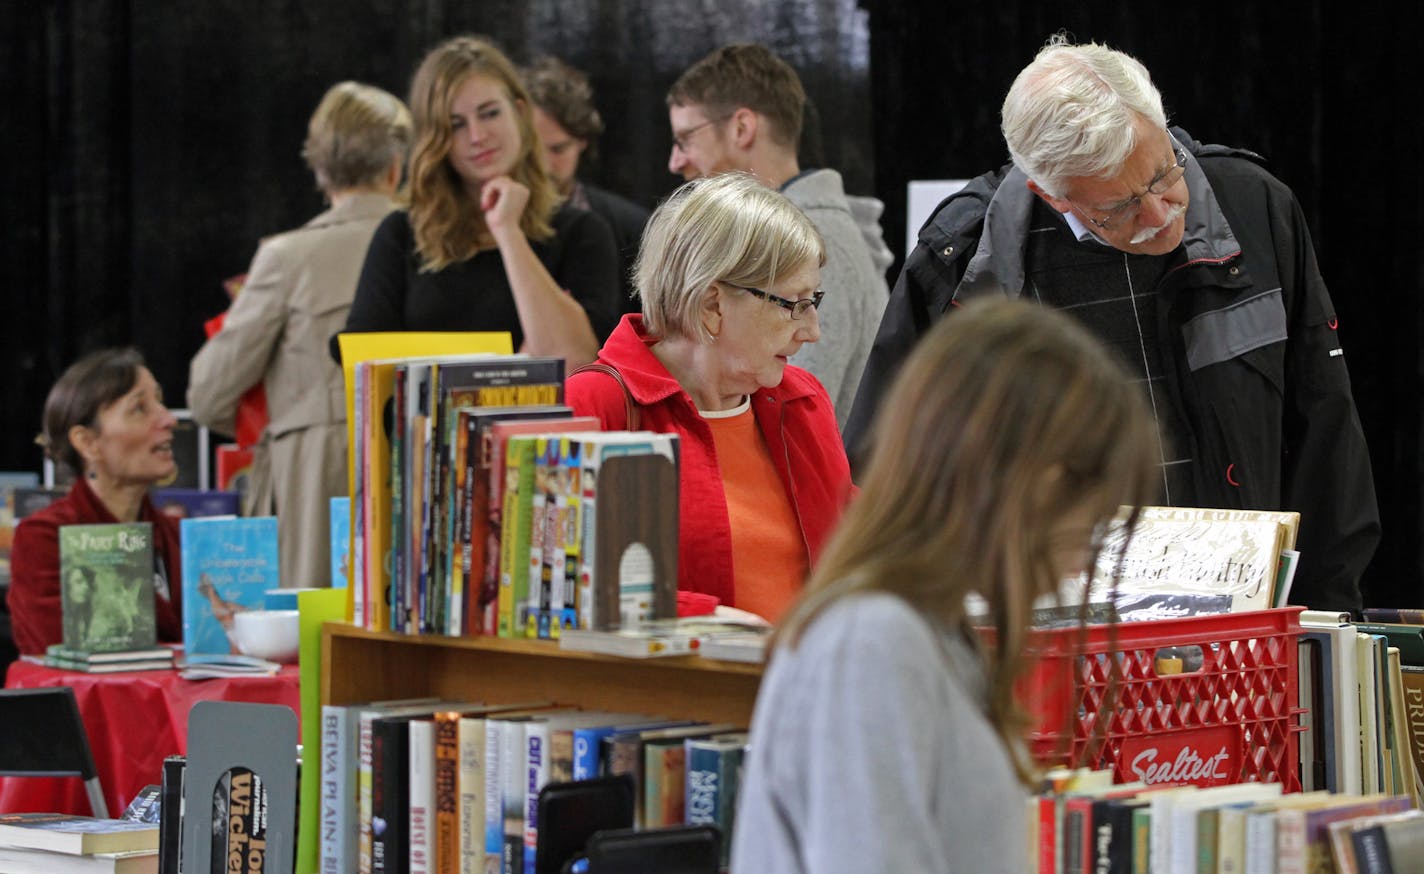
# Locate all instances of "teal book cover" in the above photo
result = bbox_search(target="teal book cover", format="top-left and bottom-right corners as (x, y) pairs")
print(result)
(180, 516), (280, 656)
(58, 522), (157, 653)
(329, 496), (350, 589)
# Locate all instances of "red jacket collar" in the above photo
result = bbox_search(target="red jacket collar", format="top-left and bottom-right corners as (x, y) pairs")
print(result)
(597, 314), (819, 407)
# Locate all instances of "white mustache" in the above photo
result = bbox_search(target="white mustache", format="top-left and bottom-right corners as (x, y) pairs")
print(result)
(1129, 203), (1186, 244)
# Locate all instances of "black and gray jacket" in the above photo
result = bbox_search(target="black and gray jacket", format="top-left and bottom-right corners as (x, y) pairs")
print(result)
(845, 127), (1379, 613)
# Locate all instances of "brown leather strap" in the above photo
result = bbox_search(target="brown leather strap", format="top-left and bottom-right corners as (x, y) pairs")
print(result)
(571, 362), (640, 430)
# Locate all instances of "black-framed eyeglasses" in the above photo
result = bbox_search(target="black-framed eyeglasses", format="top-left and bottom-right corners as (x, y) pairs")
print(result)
(1070, 147), (1189, 231)
(671, 116), (730, 153)
(729, 284), (825, 319)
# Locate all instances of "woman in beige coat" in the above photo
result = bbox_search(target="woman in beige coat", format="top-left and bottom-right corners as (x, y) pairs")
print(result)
(189, 82), (412, 588)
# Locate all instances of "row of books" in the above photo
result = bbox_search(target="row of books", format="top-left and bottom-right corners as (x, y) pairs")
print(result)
(1300, 610), (1424, 803)
(348, 351), (682, 639)
(1031, 767), (1422, 873)
(318, 698), (747, 874)
(349, 353), (563, 634)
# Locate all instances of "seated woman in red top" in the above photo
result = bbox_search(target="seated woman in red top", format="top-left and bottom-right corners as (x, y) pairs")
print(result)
(8, 348), (184, 655)
(566, 173), (853, 622)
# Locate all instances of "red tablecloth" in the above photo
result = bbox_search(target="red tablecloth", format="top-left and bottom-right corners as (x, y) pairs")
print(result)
(0, 659), (301, 816)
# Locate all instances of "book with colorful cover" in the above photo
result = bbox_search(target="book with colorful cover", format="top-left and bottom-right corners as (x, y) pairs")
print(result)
(59, 522), (157, 653)
(0, 471), (40, 586)
(179, 516), (280, 656)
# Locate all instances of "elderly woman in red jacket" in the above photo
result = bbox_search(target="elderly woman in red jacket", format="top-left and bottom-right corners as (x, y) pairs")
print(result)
(567, 173), (853, 623)
(8, 348), (184, 655)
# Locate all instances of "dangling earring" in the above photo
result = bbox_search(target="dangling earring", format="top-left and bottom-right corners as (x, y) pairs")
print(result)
(86, 468), (97, 480)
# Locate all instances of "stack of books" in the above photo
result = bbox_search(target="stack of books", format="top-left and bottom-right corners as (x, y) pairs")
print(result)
(0, 812), (159, 873)
(43, 644), (174, 674)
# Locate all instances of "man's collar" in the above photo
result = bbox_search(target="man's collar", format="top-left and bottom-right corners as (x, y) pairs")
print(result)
(1060, 208), (1113, 246)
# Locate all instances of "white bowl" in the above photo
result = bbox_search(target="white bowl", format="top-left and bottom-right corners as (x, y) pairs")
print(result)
(231, 610), (300, 664)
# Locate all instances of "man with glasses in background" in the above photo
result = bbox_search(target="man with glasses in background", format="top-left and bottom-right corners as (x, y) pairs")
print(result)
(666, 43), (889, 430)
(845, 37), (1378, 615)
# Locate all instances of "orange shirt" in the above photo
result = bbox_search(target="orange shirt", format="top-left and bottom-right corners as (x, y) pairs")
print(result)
(702, 399), (808, 622)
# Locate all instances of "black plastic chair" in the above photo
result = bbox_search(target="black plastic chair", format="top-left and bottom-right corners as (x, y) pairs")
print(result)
(0, 686), (108, 817)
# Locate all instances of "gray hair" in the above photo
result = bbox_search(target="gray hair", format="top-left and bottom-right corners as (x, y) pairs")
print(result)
(1000, 37), (1167, 198)
(637, 172), (824, 340)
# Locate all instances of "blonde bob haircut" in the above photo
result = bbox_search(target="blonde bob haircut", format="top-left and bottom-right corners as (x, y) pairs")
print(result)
(302, 81), (412, 195)
(407, 35), (559, 271)
(636, 172), (824, 340)
(777, 297), (1160, 786)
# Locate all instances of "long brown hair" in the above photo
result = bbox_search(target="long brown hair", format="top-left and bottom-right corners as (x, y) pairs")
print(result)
(777, 298), (1160, 785)
(407, 35), (558, 271)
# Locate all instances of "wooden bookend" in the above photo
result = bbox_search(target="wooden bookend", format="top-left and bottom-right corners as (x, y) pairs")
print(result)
(592, 454), (679, 629)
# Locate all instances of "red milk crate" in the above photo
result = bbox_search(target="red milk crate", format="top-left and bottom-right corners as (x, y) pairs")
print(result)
(1022, 606), (1304, 790)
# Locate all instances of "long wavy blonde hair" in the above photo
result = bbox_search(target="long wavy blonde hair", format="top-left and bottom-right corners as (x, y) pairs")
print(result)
(407, 35), (558, 271)
(777, 297), (1160, 786)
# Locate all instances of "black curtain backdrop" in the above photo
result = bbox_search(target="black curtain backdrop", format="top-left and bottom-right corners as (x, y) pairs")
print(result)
(3, 1), (1420, 605)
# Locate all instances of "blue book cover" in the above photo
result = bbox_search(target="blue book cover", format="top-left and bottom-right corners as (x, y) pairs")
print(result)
(329, 496), (350, 589)
(180, 516), (280, 656)
(151, 487), (240, 519)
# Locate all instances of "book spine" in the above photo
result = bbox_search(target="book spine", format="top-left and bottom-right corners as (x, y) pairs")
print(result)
(577, 442), (600, 630)
(484, 720), (503, 870)
(391, 366), (407, 634)
(1351, 826), (1396, 874)
(409, 720), (435, 874)
(1131, 807), (1151, 874)
(482, 431), (506, 636)
(458, 718), (486, 874)
(522, 723), (549, 874)
(1196, 809), (1219, 874)
(360, 714), (378, 874)
(500, 721), (526, 874)
(527, 439), (550, 640)
(545, 439), (568, 639)
(158, 755), (185, 874)
(434, 716), (460, 874)
(559, 439), (582, 635)
(1243, 812), (1277, 874)
(320, 705), (358, 874)
(448, 411), (471, 636)
(548, 728), (575, 786)
(374, 718), (411, 874)
(572, 726), (607, 781)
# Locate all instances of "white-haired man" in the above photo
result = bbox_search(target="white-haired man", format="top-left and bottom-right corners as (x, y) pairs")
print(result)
(845, 38), (1378, 614)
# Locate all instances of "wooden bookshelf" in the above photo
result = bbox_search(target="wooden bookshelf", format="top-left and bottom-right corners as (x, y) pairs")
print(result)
(320, 622), (764, 725)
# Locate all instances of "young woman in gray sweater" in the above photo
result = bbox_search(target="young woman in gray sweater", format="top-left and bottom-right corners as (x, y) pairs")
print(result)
(732, 298), (1161, 872)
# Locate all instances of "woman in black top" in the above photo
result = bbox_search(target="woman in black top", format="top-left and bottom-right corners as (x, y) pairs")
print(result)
(342, 35), (619, 362)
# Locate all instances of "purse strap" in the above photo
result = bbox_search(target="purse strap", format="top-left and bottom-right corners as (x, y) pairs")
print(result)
(571, 361), (641, 431)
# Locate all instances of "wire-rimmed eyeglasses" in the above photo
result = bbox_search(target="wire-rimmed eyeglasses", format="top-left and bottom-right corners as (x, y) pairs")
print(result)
(1070, 147), (1189, 231)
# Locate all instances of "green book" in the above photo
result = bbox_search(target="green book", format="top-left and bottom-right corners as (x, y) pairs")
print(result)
(58, 522), (157, 653)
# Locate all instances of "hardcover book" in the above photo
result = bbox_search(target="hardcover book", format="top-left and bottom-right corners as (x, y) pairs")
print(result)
(59, 522), (158, 653)
(1084, 506), (1298, 614)
(179, 516), (280, 656)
